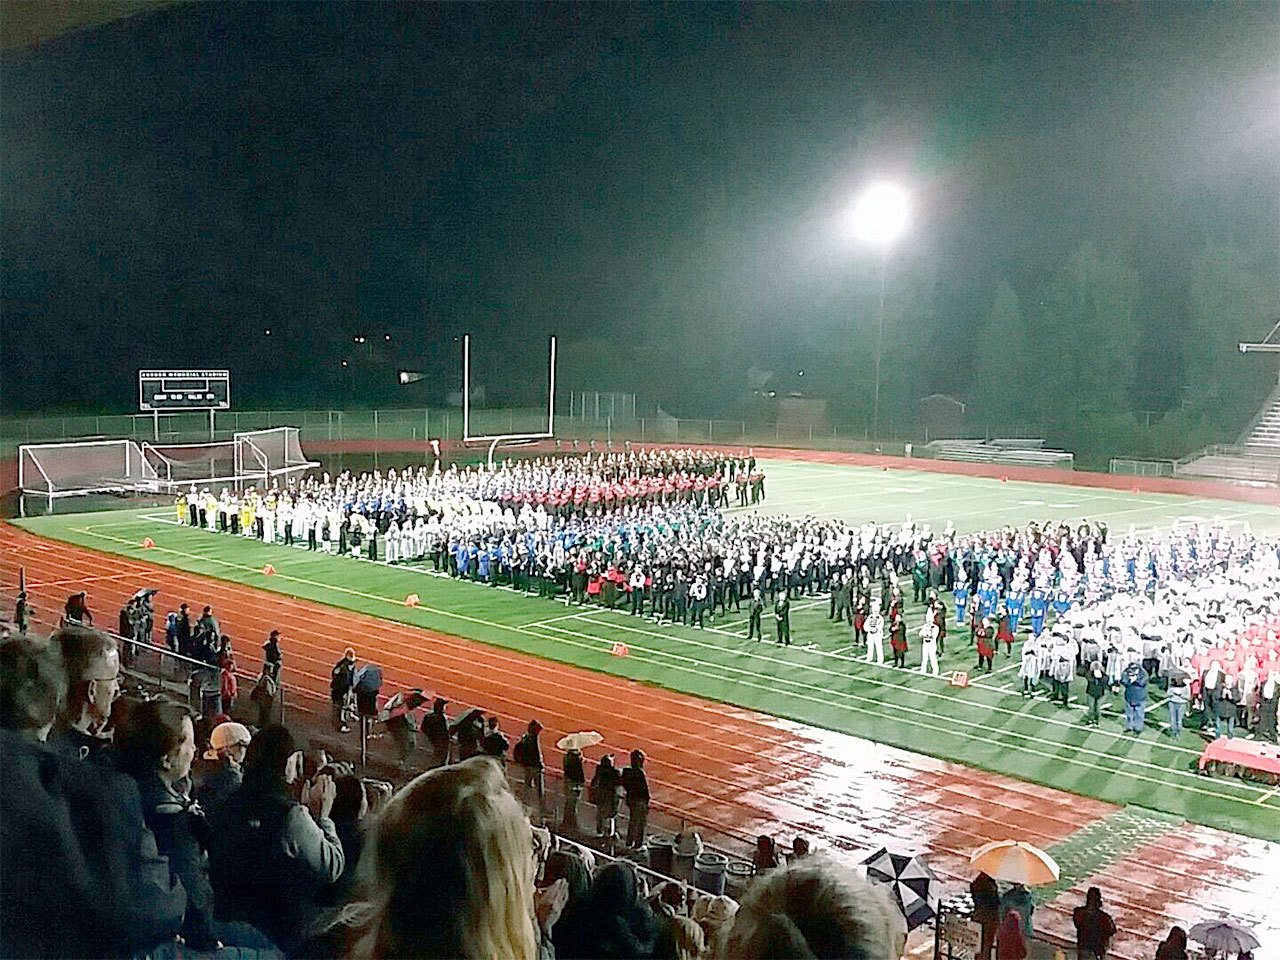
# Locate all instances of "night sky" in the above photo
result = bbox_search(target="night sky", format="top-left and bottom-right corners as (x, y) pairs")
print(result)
(2, 2), (1277, 434)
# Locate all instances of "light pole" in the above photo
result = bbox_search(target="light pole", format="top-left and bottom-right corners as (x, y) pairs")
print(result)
(850, 183), (908, 439)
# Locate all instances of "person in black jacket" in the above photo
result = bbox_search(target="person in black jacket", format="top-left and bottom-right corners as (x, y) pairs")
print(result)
(591, 754), (622, 840)
(175, 603), (193, 658)
(420, 697), (452, 767)
(330, 648), (355, 733)
(562, 747), (586, 834)
(620, 749), (651, 849)
(261, 630), (284, 684)
(513, 719), (545, 823)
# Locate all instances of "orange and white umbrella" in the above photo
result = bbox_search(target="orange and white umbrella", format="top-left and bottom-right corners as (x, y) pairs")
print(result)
(969, 840), (1060, 886)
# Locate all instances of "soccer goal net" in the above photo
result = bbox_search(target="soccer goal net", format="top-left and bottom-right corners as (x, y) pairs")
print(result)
(18, 439), (157, 502)
(142, 441), (241, 487)
(17, 428), (318, 510)
(234, 427), (316, 482)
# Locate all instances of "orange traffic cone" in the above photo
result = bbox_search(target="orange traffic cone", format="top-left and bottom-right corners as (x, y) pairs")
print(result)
(141, 537), (155, 549)
(404, 593), (421, 607)
(262, 564), (276, 576)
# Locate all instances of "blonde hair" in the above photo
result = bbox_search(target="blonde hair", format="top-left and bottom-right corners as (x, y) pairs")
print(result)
(352, 756), (538, 959)
(722, 855), (902, 960)
(671, 915), (707, 960)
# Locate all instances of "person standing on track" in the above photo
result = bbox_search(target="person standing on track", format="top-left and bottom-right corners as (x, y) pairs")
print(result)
(620, 749), (650, 850)
(420, 697), (453, 767)
(262, 630), (283, 684)
(513, 720), (545, 824)
(330, 648), (355, 734)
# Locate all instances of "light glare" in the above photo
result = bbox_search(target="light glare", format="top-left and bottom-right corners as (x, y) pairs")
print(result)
(850, 183), (908, 246)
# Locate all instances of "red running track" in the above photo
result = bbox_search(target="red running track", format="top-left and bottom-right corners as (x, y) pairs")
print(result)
(3, 520), (1263, 958)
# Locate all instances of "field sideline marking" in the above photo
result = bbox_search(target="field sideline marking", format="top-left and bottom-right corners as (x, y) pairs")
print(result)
(67, 516), (1280, 813)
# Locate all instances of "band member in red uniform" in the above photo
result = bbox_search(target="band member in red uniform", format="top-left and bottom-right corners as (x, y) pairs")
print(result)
(976, 617), (996, 672)
(996, 603), (1016, 658)
(890, 609), (908, 668)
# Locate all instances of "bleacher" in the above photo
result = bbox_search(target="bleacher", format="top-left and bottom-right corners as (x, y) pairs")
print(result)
(1173, 386), (1280, 487)
(923, 438), (1075, 470)
(1242, 386), (1280, 452)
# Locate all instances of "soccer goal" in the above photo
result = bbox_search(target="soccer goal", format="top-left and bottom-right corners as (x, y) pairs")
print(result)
(462, 334), (557, 467)
(233, 427), (317, 483)
(18, 438), (158, 511)
(17, 427), (319, 513)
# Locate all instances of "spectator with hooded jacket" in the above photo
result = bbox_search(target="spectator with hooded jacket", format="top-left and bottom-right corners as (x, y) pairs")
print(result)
(207, 725), (344, 952)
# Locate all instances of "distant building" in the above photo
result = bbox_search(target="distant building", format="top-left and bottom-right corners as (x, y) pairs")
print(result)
(916, 393), (966, 440)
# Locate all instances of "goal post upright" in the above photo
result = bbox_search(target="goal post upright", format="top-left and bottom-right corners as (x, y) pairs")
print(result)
(461, 334), (558, 451)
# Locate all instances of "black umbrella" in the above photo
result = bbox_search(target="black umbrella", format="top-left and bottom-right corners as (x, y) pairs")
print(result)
(353, 663), (383, 694)
(862, 847), (940, 931)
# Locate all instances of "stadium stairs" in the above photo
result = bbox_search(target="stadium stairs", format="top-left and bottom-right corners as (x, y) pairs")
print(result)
(1172, 385), (1280, 487)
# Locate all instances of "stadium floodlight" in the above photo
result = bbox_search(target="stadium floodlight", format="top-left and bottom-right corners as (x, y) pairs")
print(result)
(848, 182), (909, 439)
(849, 182), (908, 247)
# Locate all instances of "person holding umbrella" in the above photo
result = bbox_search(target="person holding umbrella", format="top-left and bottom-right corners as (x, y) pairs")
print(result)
(380, 689), (426, 768)
(557, 731), (601, 834)
(455, 708), (484, 760)
(351, 662), (383, 745)
(970, 872), (1001, 960)
(1000, 885), (1034, 942)
(970, 840), (1058, 947)
(1188, 919), (1260, 959)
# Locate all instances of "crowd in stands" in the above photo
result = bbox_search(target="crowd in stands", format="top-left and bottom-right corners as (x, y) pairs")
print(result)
(1, 622), (928, 960)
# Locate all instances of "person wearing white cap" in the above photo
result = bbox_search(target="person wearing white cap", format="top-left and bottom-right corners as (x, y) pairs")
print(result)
(193, 721), (252, 811)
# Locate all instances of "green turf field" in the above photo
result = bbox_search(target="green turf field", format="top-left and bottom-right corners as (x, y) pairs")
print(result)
(13, 459), (1280, 838)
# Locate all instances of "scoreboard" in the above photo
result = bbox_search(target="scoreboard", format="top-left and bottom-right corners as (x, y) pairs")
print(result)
(139, 370), (231, 412)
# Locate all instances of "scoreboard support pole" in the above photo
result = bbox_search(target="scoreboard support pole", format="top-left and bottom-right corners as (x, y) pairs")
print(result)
(154, 409), (160, 442)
